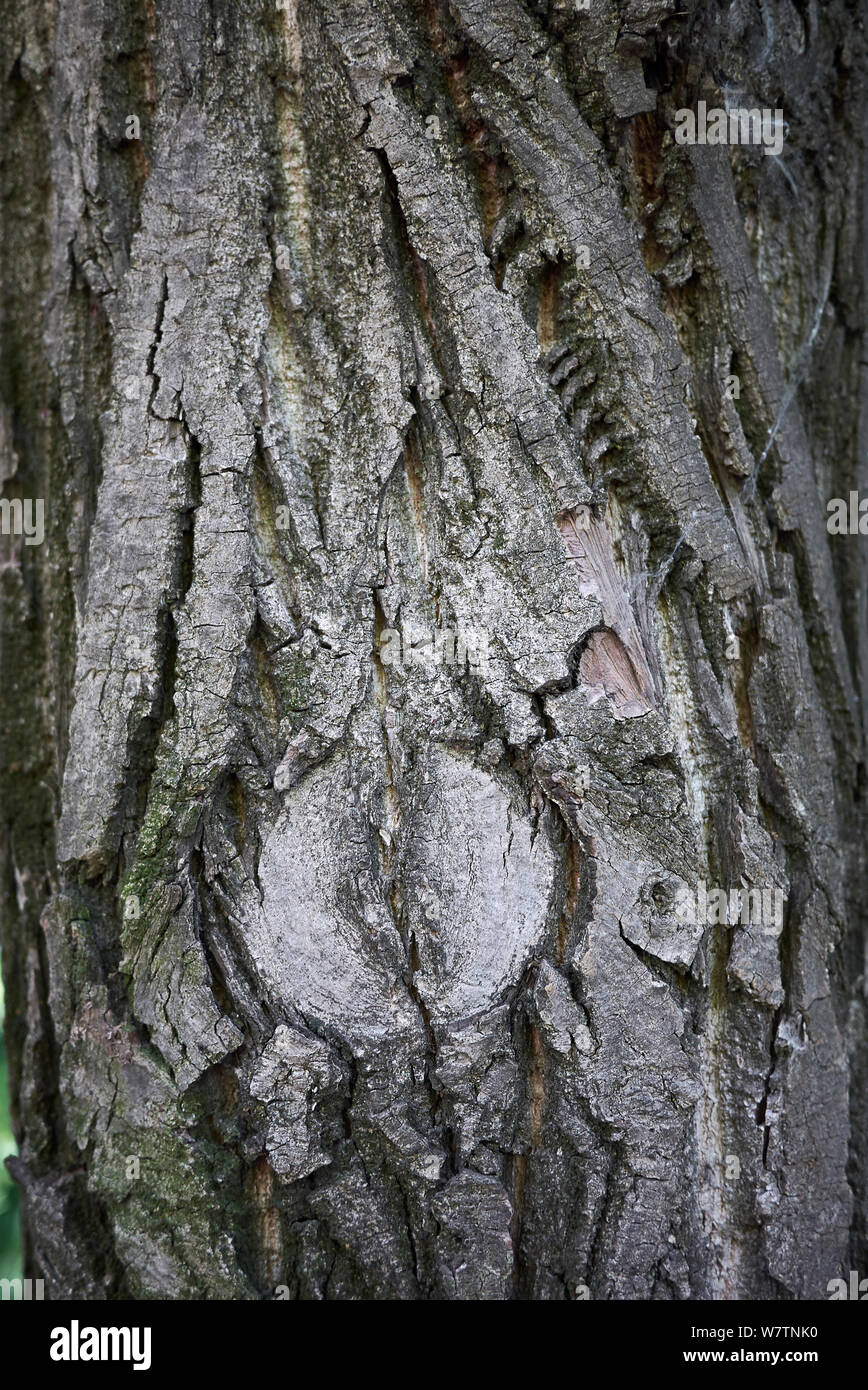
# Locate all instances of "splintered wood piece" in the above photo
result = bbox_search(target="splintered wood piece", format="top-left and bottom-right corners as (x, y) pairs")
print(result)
(555, 508), (656, 716)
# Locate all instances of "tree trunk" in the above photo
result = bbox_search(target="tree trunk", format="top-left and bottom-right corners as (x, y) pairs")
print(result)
(1, 0), (866, 1301)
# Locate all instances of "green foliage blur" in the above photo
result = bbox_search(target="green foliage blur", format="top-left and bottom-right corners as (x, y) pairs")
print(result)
(0, 962), (21, 1279)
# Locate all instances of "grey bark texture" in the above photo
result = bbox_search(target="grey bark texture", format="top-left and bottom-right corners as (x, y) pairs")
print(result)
(1, 0), (866, 1300)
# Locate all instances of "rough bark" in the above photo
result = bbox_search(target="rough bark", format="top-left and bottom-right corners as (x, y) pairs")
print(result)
(1, 0), (866, 1300)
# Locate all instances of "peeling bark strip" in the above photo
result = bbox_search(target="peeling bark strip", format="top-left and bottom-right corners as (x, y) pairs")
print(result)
(0, 0), (866, 1301)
